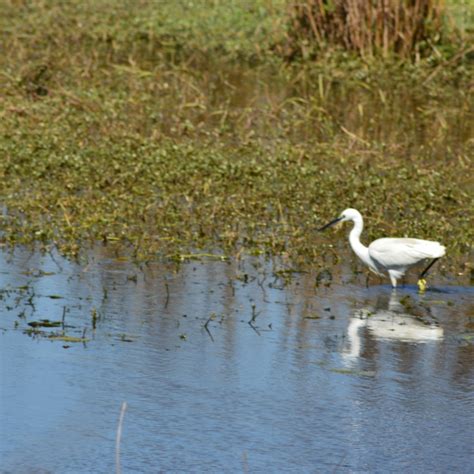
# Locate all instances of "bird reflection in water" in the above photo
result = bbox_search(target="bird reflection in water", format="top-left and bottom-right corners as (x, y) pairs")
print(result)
(343, 291), (444, 362)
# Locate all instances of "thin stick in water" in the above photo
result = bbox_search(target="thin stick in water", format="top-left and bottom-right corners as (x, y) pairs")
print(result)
(203, 314), (215, 342)
(115, 401), (128, 474)
(164, 279), (170, 308)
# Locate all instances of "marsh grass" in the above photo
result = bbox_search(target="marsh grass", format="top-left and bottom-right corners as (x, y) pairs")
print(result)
(0, 0), (472, 270)
(284, 0), (446, 59)
(282, 0), (474, 60)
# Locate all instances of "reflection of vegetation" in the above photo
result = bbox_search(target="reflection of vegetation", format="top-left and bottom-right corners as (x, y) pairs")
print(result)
(48, 334), (90, 343)
(0, 1), (472, 269)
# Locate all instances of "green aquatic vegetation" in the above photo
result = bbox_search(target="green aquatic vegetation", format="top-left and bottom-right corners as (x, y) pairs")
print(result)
(48, 334), (90, 343)
(0, 0), (472, 275)
(1, 137), (470, 270)
(24, 327), (45, 337)
(21, 270), (56, 277)
(91, 308), (99, 330)
(169, 253), (229, 262)
(27, 319), (62, 328)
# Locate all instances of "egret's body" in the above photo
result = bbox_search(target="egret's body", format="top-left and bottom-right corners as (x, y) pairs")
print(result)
(319, 208), (445, 288)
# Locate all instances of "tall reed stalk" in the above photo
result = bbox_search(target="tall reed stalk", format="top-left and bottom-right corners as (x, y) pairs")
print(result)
(283, 0), (445, 59)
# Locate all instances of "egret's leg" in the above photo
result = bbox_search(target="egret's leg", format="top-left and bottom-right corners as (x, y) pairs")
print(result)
(419, 258), (440, 279)
(418, 258), (440, 292)
(365, 273), (370, 288)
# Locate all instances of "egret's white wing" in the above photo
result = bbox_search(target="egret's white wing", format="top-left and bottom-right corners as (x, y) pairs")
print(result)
(368, 238), (445, 269)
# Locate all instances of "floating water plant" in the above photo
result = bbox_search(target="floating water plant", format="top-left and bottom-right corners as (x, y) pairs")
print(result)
(28, 319), (62, 328)
(48, 334), (90, 343)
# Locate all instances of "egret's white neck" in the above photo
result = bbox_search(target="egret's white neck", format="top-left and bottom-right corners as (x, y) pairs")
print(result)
(348, 215), (373, 269)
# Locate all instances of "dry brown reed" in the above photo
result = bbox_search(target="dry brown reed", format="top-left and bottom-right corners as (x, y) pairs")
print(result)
(283, 0), (446, 59)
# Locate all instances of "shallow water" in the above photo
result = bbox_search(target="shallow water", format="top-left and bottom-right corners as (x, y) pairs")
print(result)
(1, 248), (473, 473)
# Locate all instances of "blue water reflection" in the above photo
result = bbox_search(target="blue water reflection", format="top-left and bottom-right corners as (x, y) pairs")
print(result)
(1, 248), (473, 472)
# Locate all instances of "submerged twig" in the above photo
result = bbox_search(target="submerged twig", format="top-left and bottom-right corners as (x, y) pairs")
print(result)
(250, 304), (260, 323)
(164, 279), (170, 309)
(248, 304), (261, 335)
(48, 248), (64, 271)
(257, 275), (270, 303)
(203, 314), (215, 342)
(248, 320), (261, 335)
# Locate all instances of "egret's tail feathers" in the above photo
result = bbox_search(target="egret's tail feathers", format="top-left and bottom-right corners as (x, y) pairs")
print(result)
(413, 240), (446, 259)
(433, 244), (446, 259)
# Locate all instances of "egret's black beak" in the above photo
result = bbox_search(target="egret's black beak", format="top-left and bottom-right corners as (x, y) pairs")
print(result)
(318, 216), (343, 232)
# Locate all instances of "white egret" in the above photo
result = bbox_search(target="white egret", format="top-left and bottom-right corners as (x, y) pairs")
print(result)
(319, 208), (445, 289)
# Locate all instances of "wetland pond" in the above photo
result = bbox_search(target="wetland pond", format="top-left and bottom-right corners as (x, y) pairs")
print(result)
(2, 3), (474, 472)
(0, 247), (473, 473)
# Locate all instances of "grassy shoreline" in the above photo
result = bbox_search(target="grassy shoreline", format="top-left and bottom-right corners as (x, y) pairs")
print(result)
(0, 1), (472, 271)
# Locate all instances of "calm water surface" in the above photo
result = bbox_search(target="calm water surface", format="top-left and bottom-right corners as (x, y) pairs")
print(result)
(1, 248), (473, 473)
